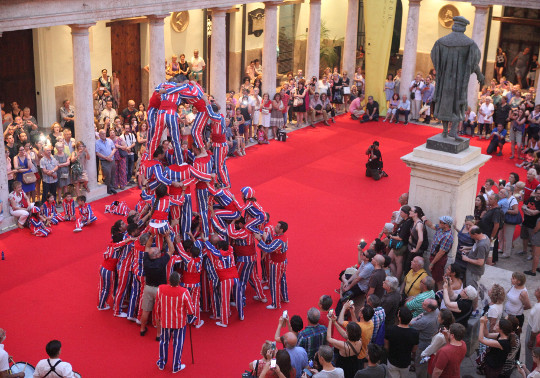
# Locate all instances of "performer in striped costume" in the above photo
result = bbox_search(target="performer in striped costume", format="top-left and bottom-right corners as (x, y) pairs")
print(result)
(207, 185), (243, 231)
(127, 233), (152, 322)
(146, 184), (184, 249)
(175, 239), (204, 328)
(205, 238), (240, 326)
(192, 148), (215, 239)
(210, 111), (231, 188)
(256, 221), (289, 310)
(41, 193), (64, 225)
(113, 224), (138, 317)
(227, 218), (268, 319)
(142, 147), (180, 200)
(74, 195), (97, 232)
(195, 239), (221, 319)
(145, 89), (163, 158)
(155, 272), (195, 374)
(241, 186), (266, 235)
(61, 193), (76, 221)
(164, 162), (212, 240)
(105, 200), (130, 216)
(97, 235), (136, 310)
(29, 205), (52, 237)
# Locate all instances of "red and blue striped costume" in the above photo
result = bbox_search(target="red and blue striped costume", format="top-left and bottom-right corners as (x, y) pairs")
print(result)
(41, 200), (64, 224)
(146, 195), (183, 249)
(176, 242), (204, 327)
(260, 224), (274, 283)
(227, 223), (267, 318)
(155, 82), (200, 164)
(113, 237), (136, 316)
(98, 238), (133, 310)
(75, 203), (97, 229)
(210, 115), (231, 187)
(243, 200), (266, 236)
(258, 234), (289, 309)
(146, 90), (162, 158)
(142, 159), (172, 199)
(164, 164), (211, 239)
(208, 186), (243, 230)
(155, 284), (195, 373)
(195, 240), (221, 318)
(127, 240), (146, 320)
(62, 198), (76, 221)
(105, 200), (130, 216)
(193, 153), (215, 239)
(206, 242), (241, 325)
(29, 208), (52, 237)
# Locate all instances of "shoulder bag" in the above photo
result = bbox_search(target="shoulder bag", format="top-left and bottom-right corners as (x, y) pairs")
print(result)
(504, 197), (522, 225)
(22, 171), (37, 184)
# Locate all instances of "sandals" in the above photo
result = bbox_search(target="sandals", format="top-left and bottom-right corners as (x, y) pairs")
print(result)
(140, 327), (148, 336)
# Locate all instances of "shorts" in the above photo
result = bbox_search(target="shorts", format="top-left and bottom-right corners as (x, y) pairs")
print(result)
(515, 67), (527, 78)
(392, 244), (408, 256)
(527, 71), (536, 80)
(142, 285), (158, 311)
(509, 127), (523, 144)
(238, 123), (245, 135)
(520, 226), (540, 246)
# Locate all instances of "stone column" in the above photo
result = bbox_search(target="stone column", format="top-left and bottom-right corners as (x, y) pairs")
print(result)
(305, 0), (322, 80)
(70, 23), (103, 200)
(0, 119), (9, 230)
(210, 8), (228, 112)
(342, 0), (359, 76)
(148, 14), (167, 95)
(399, 0), (421, 99)
(262, 1), (281, 98)
(467, 4), (489, 111)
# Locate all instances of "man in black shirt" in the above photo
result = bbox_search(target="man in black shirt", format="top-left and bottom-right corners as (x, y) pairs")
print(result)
(122, 100), (137, 126)
(494, 96), (511, 127)
(365, 141), (387, 180)
(140, 232), (174, 338)
(522, 187), (540, 276)
(361, 96), (379, 123)
(478, 193), (503, 263)
(384, 306), (419, 375)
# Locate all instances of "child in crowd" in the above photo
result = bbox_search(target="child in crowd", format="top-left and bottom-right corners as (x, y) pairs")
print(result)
(74, 195), (97, 232)
(41, 193), (64, 225)
(233, 109), (246, 156)
(62, 192), (76, 221)
(29, 202), (52, 237)
(257, 125), (267, 145)
(516, 148), (536, 170)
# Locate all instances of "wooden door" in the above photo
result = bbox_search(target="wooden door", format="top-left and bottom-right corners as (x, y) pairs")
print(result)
(0, 30), (37, 118)
(110, 23), (141, 111)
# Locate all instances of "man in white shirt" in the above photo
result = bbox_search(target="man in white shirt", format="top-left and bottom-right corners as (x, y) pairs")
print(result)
(462, 106), (477, 136)
(100, 100), (117, 124)
(409, 74), (425, 121)
(0, 328), (25, 378)
(190, 49), (206, 85)
(478, 96), (494, 139)
(33, 340), (75, 378)
(121, 124), (137, 184)
(249, 88), (262, 143)
(396, 95), (411, 125)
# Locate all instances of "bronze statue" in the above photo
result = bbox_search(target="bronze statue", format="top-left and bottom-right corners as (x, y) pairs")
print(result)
(431, 16), (484, 141)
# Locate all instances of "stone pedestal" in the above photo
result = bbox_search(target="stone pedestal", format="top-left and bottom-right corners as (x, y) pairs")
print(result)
(305, 0), (321, 80)
(399, 0), (422, 98)
(426, 133), (470, 154)
(401, 144), (491, 260)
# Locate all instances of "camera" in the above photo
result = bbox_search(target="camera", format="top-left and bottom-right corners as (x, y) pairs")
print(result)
(282, 310), (288, 319)
(270, 359), (276, 368)
(327, 309), (334, 319)
(359, 239), (367, 250)
(499, 179), (506, 186)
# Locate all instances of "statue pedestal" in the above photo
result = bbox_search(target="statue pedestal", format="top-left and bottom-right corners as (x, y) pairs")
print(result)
(426, 133), (470, 154)
(401, 144), (491, 261)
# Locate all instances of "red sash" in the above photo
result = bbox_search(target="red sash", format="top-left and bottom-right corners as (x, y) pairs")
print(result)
(148, 92), (161, 109)
(216, 267), (239, 280)
(234, 244), (256, 257)
(270, 252), (287, 263)
(102, 258), (118, 271)
(152, 210), (168, 220)
(169, 185), (190, 195)
(159, 100), (178, 111)
(182, 271), (201, 284)
(211, 133), (226, 143)
(195, 182), (208, 190)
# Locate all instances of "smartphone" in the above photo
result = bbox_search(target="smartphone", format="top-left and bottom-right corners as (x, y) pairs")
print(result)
(303, 368), (313, 377)
(348, 300), (354, 307)
(271, 341), (276, 350)
(282, 310), (288, 319)
(270, 359), (276, 368)
(516, 360), (523, 368)
(359, 239), (367, 249)
(327, 309), (334, 318)
(480, 186), (486, 194)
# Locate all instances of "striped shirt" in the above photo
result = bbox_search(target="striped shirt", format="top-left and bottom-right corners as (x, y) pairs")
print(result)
(297, 325), (327, 360)
(155, 284), (194, 329)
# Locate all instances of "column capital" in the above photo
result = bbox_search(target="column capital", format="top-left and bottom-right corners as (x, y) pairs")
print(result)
(308, 0), (322, 4)
(471, 2), (491, 11)
(69, 22), (96, 35)
(408, 0), (422, 5)
(147, 14), (169, 24)
(265, 1), (284, 7)
(209, 7), (230, 16)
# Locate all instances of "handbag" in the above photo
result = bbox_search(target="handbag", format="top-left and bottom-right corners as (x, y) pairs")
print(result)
(388, 238), (403, 250)
(343, 87), (351, 95)
(277, 130), (287, 142)
(119, 148), (128, 158)
(242, 360), (259, 378)
(261, 108), (270, 115)
(22, 171), (36, 184)
(410, 92), (416, 100)
(504, 198), (522, 225)
(293, 97), (303, 107)
(71, 160), (83, 181)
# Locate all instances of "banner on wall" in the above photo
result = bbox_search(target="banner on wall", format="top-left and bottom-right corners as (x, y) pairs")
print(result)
(364, 0), (397, 116)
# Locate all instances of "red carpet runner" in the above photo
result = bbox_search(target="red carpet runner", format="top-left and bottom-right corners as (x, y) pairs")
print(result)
(0, 116), (518, 376)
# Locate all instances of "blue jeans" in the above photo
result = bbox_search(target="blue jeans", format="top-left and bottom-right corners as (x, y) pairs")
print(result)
(126, 154), (135, 182)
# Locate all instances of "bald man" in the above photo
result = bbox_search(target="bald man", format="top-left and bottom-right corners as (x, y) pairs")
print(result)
(281, 332), (308, 378)
(122, 99), (137, 125)
(410, 298), (440, 377)
(367, 254), (386, 298)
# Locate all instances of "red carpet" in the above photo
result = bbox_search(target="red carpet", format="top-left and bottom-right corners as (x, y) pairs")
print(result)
(0, 116), (519, 376)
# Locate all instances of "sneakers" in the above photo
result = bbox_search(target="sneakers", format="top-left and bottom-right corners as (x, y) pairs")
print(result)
(216, 321), (228, 328)
(97, 305), (111, 311)
(517, 250), (526, 255)
(382, 119), (387, 122)
(528, 255), (533, 261)
(266, 305), (277, 310)
(500, 254), (510, 259)
(249, 137), (256, 143)
(127, 316), (137, 322)
(524, 270), (537, 276)
(172, 364), (186, 373)
(253, 295), (268, 303)
(73, 228), (82, 233)
(114, 312), (128, 318)
(195, 320), (205, 329)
